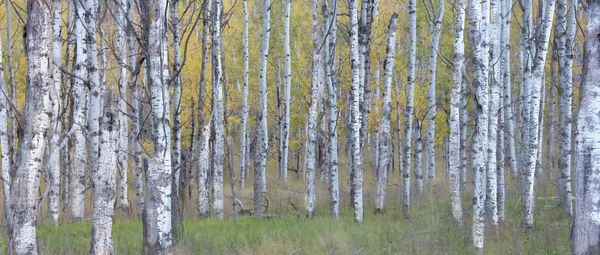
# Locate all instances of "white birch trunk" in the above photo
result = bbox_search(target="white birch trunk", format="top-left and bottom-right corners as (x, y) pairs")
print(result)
(486, 0), (502, 228)
(402, 0), (417, 217)
(467, 0), (489, 250)
(449, 0), (466, 225)
(90, 91), (118, 255)
(555, 0), (575, 217)
(348, 0), (364, 223)
(142, 0), (173, 252)
(324, 0), (339, 219)
(279, 0), (291, 183)
(414, 121), (423, 194)
(375, 13), (397, 213)
(572, 2), (600, 252)
(254, 0), (270, 216)
(304, 0), (321, 218)
(197, 121), (211, 217)
(71, 1), (88, 220)
(7, 1), (52, 252)
(170, 0), (182, 206)
(521, 0), (555, 231)
(211, 0), (224, 219)
(425, 0), (444, 182)
(0, 0), (10, 221)
(502, 0), (517, 177)
(239, 0), (249, 188)
(116, 0), (130, 211)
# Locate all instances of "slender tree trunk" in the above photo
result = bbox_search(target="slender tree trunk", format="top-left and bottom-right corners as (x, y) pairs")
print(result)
(90, 91), (118, 255)
(239, 0), (249, 189)
(402, 0), (417, 217)
(116, 0), (130, 212)
(279, 0), (291, 183)
(7, 1), (52, 253)
(521, 0), (555, 231)
(502, 0), (517, 177)
(71, 0), (88, 220)
(449, 0), (466, 225)
(304, 0), (322, 219)
(211, 0), (224, 219)
(425, 0), (444, 183)
(555, 0), (575, 218)
(197, 0), (211, 217)
(414, 120), (423, 194)
(358, 0), (374, 147)
(468, 0), (489, 251)
(324, 0), (339, 219)
(254, 0), (270, 216)
(141, 0), (173, 252)
(459, 74), (468, 186)
(61, 1), (74, 215)
(0, 0), (10, 222)
(6, 0), (16, 174)
(571, 2), (600, 252)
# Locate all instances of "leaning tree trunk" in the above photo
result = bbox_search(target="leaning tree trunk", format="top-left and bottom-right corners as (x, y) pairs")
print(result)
(521, 0), (555, 231)
(424, 0), (444, 183)
(375, 14), (398, 213)
(348, 0), (364, 223)
(90, 91), (119, 255)
(324, 0), (339, 219)
(304, 0), (321, 219)
(555, 0), (576, 218)
(571, 2), (600, 252)
(141, 0), (173, 253)
(449, 0), (466, 225)
(7, 0), (52, 253)
(71, 0), (88, 220)
(116, 0), (130, 212)
(467, 0), (489, 251)
(211, 0), (225, 220)
(254, 0), (271, 216)
(402, 0), (417, 217)
(240, 0), (250, 188)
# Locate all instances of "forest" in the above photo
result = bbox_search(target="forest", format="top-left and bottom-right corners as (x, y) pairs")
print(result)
(0, 0), (598, 254)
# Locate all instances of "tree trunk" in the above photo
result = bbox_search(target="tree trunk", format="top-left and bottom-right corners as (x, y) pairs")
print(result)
(555, 0), (575, 218)
(90, 91), (118, 255)
(414, 120), (423, 195)
(240, 0), (249, 188)
(116, 0), (130, 212)
(254, 0), (271, 216)
(6, 0), (16, 175)
(0, 0), (10, 222)
(197, 0), (211, 217)
(449, 0), (466, 225)
(374, 13), (397, 213)
(7, 1), (52, 253)
(279, 0), (291, 183)
(324, 0), (339, 219)
(402, 0), (417, 217)
(467, 0), (489, 251)
(571, 2), (600, 251)
(71, 0), (88, 220)
(425, 0), (444, 183)
(141, 0), (173, 252)
(358, 0), (375, 147)
(211, 0), (225, 219)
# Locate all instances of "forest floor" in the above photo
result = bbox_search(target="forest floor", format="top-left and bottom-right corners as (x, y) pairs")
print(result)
(1, 156), (570, 254)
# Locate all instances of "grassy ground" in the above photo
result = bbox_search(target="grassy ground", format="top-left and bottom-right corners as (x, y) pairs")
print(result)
(0, 155), (571, 254)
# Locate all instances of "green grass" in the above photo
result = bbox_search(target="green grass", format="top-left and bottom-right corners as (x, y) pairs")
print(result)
(0, 157), (571, 254)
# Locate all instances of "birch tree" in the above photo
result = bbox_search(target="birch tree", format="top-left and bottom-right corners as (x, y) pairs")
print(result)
(141, 0), (173, 252)
(571, 2), (600, 252)
(7, 0), (52, 252)
(555, 0), (576, 217)
(449, 0), (466, 225)
(197, 0), (211, 216)
(304, 0), (322, 219)
(402, 0), (417, 217)
(71, 0), (88, 220)
(90, 91), (118, 255)
(240, 0), (250, 187)
(324, 0), (339, 219)
(279, 0), (291, 182)
(347, 0), (364, 223)
(358, 0), (374, 147)
(0, 0), (10, 221)
(5, 0), (16, 174)
(502, 0), (517, 177)
(211, 0), (225, 219)
(467, 0), (489, 250)
(425, 0), (444, 183)
(254, 0), (271, 216)
(116, 0), (130, 211)
(520, 0), (555, 231)
(375, 13), (398, 212)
